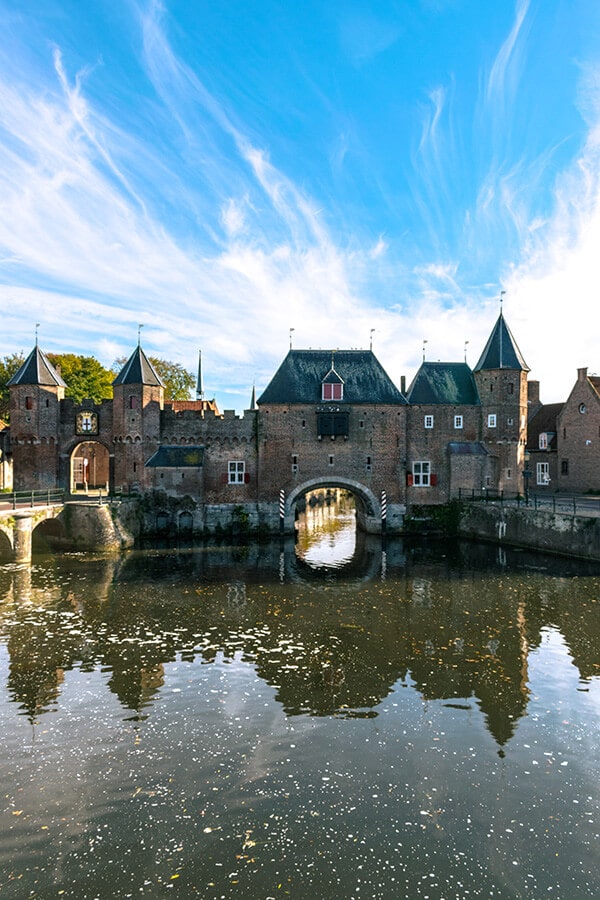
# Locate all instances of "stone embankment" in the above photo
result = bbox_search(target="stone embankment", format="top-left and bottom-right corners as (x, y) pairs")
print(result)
(58, 500), (139, 552)
(456, 502), (600, 562)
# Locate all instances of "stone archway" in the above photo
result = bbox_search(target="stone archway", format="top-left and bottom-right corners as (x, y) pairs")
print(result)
(285, 477), (382, 534)
(70, 441), (110, 493)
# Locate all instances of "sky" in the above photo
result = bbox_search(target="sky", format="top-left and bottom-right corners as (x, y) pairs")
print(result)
(0, 0), (599, 412)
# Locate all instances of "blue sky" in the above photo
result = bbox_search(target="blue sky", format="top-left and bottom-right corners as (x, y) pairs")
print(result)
(0, 0), (599, 410)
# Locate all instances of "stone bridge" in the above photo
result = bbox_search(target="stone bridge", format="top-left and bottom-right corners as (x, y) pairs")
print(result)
(0, 500), (137, 562)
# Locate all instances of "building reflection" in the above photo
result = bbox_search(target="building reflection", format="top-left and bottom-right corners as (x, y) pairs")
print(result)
(0, 541), (599, 749)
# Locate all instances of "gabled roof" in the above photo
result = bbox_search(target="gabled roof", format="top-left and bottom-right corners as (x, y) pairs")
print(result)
(322, 366), (344, 385)
(257, 350), (406, 405)
(527, 403), (563, 450)
(113, 345), (164, 387)
(406, 362), (480, 405)
(7, 346), (67, 388)
(473, 312), (529, 372)
(145, 446), (204, 468)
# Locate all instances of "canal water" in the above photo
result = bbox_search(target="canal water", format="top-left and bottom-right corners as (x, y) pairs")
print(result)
(0, 506), (599, 898)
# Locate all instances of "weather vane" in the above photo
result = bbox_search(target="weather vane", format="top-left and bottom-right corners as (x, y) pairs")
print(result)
(138, 323), (144, 345)
(289, 327), (295, 349)
(464, 339), (469, 362)
(422, 339), (428, 362)
(370, 328), (375, 351)
(500, 290), (506, 306)
(35, 323), (40, 346)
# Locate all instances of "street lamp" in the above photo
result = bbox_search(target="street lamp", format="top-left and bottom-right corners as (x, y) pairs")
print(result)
(523, 450), (531, 506)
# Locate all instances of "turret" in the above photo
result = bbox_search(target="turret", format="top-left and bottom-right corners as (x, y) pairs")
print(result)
(112, 344), (164, 491)
(473, 311), (530, 492)
(7, 345), (66, 489)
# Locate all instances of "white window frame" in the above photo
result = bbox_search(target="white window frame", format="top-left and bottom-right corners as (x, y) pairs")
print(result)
(413, 460), (431, 487)
(454, 415), (463, 430)
(228, 461), (245, 484)
(487, 414), (497, 428)
(536, 462), (550, 485)
(538, 433), (548, 450)
(322, 382), (343, 401)
(424, 415), (434, 429)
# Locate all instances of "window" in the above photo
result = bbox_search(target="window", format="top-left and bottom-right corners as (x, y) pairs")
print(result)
(579, 403), (587, 414)
(322, 382), (343, 401)
(424, 415), (434, 429)
(536, 462), (550, 485)
(487, 414), (497, 428)
(561, 459), (569, 476)
(539, 433), (548, 450)
(507, 383), (514, 394)
(317, 412), (349, 437)
(506, 468), (512, 479)
(328, 454), (334, 467)
(413, 461), (431, 487)
(507, 417), (514, 426)
(129, 396), (138, 410)
(228, 461), (245, 484)
(291, 454), (298, 473)
(454, 415), (463, 429)
(25, 396), (33, 410)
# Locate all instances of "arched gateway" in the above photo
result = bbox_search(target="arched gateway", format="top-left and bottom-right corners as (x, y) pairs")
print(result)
(285, 477), (382, 534)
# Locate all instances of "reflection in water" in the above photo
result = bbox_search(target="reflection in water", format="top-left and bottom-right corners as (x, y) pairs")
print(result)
(295, 489), (357, 569)
(0, 540), (599, 898)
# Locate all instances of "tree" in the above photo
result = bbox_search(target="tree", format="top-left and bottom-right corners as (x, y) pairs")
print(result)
(46, 353), (114, 404)
(0, 352), (25, 421)
(113, 356), (195, 401)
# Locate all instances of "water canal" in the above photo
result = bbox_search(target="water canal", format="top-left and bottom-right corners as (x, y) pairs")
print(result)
(0, 503), (599, 898)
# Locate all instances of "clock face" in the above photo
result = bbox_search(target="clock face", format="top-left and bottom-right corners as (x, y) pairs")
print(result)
(76, 411), (99, 434)
(579, 403), (587, 415)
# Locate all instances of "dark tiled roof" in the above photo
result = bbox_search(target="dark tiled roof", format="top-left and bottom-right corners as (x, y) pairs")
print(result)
(473, 312), (529, 372)
(257, 350), (406, 404)
(589, 376), (600, 398)
(7, 346), (67, 388)
(145, 446), (204, 468)
(448, 441), (488, 456)
(527, 403), (563, 450)
(113, 346), (164, 387)
(406, 362), (480, 405)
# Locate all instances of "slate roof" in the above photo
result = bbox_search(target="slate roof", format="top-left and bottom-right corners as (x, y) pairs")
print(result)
(7, 346), (67, 388)
(448, 441), (488, 456)
(473, 312), (529, 372)
(113, 346), (164, 387)
(257, 350), (406, 404)
(145, 446), (204, 468)
(405, 362), (480, 405)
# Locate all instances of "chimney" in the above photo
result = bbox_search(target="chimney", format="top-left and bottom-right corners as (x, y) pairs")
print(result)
(577, 367), (588, 383)
(400, 375), (406, 394)
(527, 380), (540, 407)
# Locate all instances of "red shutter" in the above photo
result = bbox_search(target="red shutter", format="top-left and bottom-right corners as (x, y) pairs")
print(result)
(244, 472), (250, 484)
(406, 472), (413, 486)
(430, 473), (438, 486)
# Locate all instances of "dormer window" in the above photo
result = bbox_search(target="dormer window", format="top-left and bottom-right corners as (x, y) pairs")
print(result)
(539, 433), (548, 450)
(322, 382), (343, 401)
(321, 362), (344, 401)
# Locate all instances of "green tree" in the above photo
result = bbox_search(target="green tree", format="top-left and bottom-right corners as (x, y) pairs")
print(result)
(113, 356), (195, 401)
(46, 353), (114, 404)
(0, 352), (25, 421)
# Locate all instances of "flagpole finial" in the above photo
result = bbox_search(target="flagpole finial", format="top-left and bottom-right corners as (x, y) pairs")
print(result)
(464, 339), (469, 363)
(138, 323), (144, 346)
(35, 323), (40, 346)
(500, 289), (506, 307)
(370, 328), (375, 351)
(422, 339), (428, 362)
(289, 327), (295, 350)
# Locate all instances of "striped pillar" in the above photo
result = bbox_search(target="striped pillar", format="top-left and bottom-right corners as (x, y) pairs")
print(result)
(279, 489), (285, 533)
(381, 489), (387, 535)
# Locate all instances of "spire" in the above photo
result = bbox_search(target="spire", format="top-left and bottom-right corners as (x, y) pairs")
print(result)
(250, 383), (257, 410)
(196, 350), (204, 400)
(112, 345), (164, 386)
(7, 345), (67, 388)
(473, 312), (529, 372)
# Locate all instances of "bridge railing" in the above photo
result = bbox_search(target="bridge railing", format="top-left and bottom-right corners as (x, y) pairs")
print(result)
(454, 488), (600, 518)
(0, 489), (65, 509)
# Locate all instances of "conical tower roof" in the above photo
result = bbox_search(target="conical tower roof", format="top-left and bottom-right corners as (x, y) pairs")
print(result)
(112, 345), (164, 387)
(473, 312), (529, 372)
(7, 346), (67, 388)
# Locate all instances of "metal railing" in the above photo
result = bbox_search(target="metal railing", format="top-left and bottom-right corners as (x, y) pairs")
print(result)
(0, 489), (66, 509)
(455, 488), (600, 518)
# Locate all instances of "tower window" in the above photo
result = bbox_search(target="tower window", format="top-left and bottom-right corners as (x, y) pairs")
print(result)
(25, 396), (33, 410)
